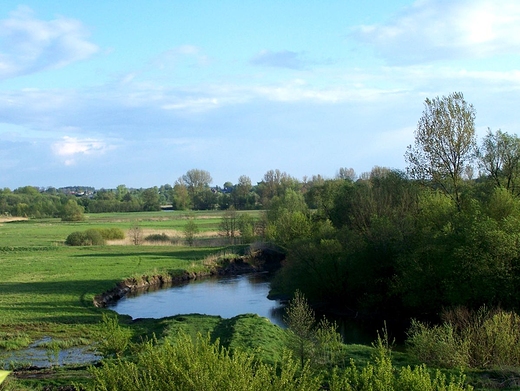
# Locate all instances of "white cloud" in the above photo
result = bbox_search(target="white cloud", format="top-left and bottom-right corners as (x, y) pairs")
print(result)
(353, 0), (520, 64)
(0, 6), (99, 79)
(52, 136), (112, 165)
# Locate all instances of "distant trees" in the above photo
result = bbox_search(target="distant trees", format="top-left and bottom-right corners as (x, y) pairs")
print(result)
(336, 167), (356, 181)
(172, 178), (191, 210)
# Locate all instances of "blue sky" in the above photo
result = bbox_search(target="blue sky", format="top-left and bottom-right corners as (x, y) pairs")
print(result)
(0, 0), (519, 189)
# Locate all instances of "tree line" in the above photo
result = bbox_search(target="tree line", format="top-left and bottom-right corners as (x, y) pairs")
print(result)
(0, 167), (351, 218)
(265, 92), (520, 321)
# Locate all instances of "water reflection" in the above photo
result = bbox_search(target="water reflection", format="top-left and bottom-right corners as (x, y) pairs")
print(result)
(109, 273), (286, 327)
(1, 337), (101, 369)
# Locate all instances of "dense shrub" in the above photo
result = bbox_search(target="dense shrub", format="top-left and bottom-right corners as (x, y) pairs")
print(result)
(144, 233), (171, 243)
(329, 338), (472, 391)
(97, 227), (125, 240)
(88, 329), (473, 391)
(88, 332), (320, 391)
(65, 229), (106, 246)
(407, 306), (520, 369)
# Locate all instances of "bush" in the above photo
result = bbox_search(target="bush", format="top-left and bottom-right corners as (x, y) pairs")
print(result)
(96, 313), (132, 358)
(97, 227), (125, 240)
(65, 229), (106, 246)
(407, 306), (520, 369)
(88, 332), (320, 391)
(329, 336), (472, 391)
(144, 233), (171, 243)
(60, 199), (85, 221)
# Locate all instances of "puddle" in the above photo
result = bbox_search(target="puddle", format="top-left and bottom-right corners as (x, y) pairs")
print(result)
(0, 337), (101, 369)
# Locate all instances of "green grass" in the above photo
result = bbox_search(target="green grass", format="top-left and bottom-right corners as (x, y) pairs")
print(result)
(0, 211), (233, 342)
(0, 210), (235, 247)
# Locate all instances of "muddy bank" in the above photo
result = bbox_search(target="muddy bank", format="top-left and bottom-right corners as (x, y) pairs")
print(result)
(93, 245), (285, 308)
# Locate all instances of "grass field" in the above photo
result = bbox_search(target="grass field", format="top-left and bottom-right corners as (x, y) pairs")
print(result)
(0, 211), (234, 340)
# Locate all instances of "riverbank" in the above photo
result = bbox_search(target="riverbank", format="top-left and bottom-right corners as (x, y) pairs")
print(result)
(93, 243), (285, 308)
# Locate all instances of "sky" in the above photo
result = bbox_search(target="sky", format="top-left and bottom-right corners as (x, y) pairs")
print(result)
(0, 0), (519, 189)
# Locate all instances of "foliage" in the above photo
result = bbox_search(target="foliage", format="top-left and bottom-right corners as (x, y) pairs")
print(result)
(184, 216), (199, 246)
(237, 212), (257, 243)
(87, 331), (321, 391)
(478, 129), (520, 193)
(65, 229), (106, 246)
(405, 92), (476, 209)
(284, 290), (344, 370)
(265, 189), (312, 247)
(87, 325), (472, 391)
(96, 313), (133, 358)
(284, 290), (317, 368)
(407, 307), (520, 369)
(144, 232), (171, 243)
(219, 207), (239, 244)
(97, 227), (125, 240)
(141, 187), (161, 211)
(328, 338), (472, 390)
(60, 198), (85, 221)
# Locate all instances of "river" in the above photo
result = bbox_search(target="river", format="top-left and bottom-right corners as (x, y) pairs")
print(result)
(109, 273), (287, 327)
(109, 272), (379, 345)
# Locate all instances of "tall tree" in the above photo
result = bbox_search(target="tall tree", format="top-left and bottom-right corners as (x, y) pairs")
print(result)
(172, 179), (191, 210)
(181, 169), (213, 210)
(182, 169), (212, 197)
(336, 167), (357, 181)
(233, 175), (252, 209)
(405, 92), (476, 209)
(141, 187), (161, 211)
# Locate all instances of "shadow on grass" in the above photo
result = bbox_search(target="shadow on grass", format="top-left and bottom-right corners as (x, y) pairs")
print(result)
(70, 248), (221, 260)
(0, 280), (119, 323)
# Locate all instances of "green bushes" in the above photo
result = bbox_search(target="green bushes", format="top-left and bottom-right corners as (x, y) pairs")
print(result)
(97, 227), (125, 240)
(88, 332), (320, 391)
(65, 227), (125, 246)
(329, 338), (472, 391)
(96, 313), (133, 358)
(144, 233), (171, 243)
(407, 307), (520, 369)
(65, 229), (105, 246)
(87, 330), (473, 391)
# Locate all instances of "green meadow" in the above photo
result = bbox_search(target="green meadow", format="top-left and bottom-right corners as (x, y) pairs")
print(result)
(0, 211), (228, 338)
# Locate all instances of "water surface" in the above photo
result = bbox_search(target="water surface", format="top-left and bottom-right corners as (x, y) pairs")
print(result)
(109, 273), (286, 327)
